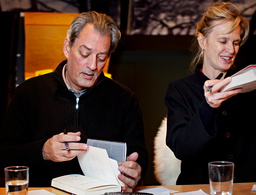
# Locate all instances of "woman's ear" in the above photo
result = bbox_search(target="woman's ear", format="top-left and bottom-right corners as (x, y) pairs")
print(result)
(197, 33), (206, 50)
(63, 38), (71, 58)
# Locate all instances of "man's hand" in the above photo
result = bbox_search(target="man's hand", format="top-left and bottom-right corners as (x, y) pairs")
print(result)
(42, 131), (88, 162)
(118, 152), (141, 192)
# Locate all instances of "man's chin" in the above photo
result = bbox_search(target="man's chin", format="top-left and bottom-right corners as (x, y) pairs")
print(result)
(81, 81), (96, 89)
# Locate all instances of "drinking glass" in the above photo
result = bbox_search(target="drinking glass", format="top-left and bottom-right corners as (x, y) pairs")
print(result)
(4, 166), (29, 195)
(208, 161), (234, 195)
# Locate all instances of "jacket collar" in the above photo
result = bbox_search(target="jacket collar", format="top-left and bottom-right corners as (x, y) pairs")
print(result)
(52, 60), (106, 93)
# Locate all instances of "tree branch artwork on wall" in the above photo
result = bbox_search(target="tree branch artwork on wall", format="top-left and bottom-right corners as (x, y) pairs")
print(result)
(1, 0), (255, 35)
(130, 0), (256, 35)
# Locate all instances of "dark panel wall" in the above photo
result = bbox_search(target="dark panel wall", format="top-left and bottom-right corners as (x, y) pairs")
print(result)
(110, 36), (193, 184)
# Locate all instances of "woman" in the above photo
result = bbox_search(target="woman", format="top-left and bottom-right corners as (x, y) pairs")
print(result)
(165, 2), (256, 185)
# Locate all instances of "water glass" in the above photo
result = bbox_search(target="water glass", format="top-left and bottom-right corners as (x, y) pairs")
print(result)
(4, 166), (29, 195)
(208, 161), (234, 195)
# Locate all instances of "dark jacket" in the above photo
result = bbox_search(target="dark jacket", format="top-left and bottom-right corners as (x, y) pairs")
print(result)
(0, 60), (148, 186)
(165, 68), (256, 184)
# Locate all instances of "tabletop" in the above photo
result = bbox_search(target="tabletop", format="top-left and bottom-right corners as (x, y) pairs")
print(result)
(0, 182), (255, 194)
(136, 182), (256, 194)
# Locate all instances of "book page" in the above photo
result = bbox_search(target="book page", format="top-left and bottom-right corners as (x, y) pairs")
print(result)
(77, 146), (120, 186)
(87, 139), (127, 163)
(51, 174), (121, 195)
(52, 174), (114, 190)
(109, 158), (125, 186)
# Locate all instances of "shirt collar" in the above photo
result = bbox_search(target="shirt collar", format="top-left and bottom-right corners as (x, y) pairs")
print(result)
(62, 64), (87, 97)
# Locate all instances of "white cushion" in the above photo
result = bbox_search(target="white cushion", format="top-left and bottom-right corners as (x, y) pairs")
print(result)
(153, 117), (181, 185)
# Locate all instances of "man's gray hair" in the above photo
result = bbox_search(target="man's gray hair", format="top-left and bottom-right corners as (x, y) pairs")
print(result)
(67, 11), (121, 54)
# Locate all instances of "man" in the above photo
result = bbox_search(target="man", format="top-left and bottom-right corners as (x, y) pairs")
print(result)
(0, 11), (148, 192)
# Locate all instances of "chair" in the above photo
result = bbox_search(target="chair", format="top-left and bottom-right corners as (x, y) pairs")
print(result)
(153, 117), (181, 185)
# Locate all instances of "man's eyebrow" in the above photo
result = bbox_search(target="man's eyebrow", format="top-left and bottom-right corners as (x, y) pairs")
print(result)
(80, 45), (91, 51)
(80, 45), (109, 55)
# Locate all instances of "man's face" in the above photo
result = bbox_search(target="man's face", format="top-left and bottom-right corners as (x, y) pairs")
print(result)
(63, 23), (111, 92)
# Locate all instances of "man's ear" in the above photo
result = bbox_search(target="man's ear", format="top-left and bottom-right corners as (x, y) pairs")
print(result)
(197, 33), (206, 50)
(63, 38), (70, 58)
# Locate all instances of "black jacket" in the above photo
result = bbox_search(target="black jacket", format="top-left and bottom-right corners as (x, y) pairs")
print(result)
(0, 60), (148, 186)
(165, 68), (256, 184)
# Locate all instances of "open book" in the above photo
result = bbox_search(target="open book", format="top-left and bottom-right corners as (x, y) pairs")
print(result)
(87, 138), (126, 163)
(221, 64), (256, 93)
(51, 140), (126, 195)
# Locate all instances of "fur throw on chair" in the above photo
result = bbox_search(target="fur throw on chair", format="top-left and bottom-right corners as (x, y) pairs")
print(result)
(154, 117), (181, 185)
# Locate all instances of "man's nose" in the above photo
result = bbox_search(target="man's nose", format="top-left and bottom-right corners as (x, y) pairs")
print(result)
(87, 56), (97, 70)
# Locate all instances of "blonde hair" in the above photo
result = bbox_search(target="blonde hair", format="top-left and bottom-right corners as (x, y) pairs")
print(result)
(190, 2), (250, 71)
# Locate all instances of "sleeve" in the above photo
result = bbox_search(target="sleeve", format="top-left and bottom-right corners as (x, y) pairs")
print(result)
(164, 82), (218, 160)
(121, 92), (148, 182)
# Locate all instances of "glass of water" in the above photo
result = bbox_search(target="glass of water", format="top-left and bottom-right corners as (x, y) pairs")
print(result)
(208, 161), (234, 195)
(4, 166), (29, 195)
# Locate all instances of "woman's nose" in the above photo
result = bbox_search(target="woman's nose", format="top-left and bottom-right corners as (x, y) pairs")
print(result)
(226, 43), (236, 54)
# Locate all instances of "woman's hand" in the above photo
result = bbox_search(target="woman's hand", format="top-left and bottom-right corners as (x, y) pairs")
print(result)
(204, 77), (242, 108)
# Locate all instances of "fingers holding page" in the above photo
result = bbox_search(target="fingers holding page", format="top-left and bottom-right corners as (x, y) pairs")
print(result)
(204, 77), (241, 108)
(42, 132), (88, 162)
(204, 77), (232, 93)
(118, 152), (141, 191)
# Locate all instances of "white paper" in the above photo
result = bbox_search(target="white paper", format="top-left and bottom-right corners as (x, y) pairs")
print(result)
(28, 189), (55, 195)
(138, 186), (178, 195)
(251, 184), (256, 191)
(174, 189), (208, 195)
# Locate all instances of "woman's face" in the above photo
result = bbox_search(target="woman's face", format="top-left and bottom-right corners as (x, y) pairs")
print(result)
(199, 21), (241, 74)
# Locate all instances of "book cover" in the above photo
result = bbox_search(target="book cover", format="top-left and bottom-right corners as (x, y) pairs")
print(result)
(221, 65), (256, 93)
(87, 139), (126, 163)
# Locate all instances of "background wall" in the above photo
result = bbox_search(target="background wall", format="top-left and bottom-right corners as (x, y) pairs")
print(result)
(109, 35), (193, 184)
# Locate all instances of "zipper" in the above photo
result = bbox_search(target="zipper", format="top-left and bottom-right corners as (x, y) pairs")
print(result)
(76, 97), (79, 110)
(75, 97), (79, 129)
